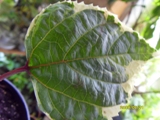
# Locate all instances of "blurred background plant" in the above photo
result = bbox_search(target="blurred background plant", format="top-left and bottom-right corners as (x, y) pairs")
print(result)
(0, 0), (64, 52)
(0, 0), (160, 120)
(121, 0), (160, 119)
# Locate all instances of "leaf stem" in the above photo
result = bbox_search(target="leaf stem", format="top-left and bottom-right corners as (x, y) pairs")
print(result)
(132, 90), (160, 95)
(0, 61), (29, 82)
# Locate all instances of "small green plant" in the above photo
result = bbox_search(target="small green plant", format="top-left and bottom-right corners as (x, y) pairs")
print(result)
(0, 1), (156, 120)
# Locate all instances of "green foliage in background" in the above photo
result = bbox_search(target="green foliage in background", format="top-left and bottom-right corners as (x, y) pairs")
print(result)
(107, 0), (134, 5)
(156, 39), (160, 50)
(140, 0), (160, 40)
(0, 0), (64, 28)
(122, 0), (160, 119)
(122, 94), (160, 120)
(0, 53), (33, 92)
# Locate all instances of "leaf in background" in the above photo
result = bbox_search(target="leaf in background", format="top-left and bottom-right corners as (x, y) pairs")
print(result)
(141, 5), (160, 40)
(107, 0), (116, 5)
(25, 1), (155, 119)
(121, 0), (135, 2)
(142, 21), (157, 40)
(0, 0), (17, 22)
(156, 39), (160, 50)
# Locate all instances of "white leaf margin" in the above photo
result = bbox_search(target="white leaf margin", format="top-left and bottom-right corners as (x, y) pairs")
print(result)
(102, 51), (159, 120)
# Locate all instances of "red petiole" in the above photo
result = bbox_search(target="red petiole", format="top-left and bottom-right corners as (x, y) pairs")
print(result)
(0, 61), (29, 82)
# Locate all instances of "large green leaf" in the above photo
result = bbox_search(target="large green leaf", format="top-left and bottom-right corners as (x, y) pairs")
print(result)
(25, 1), (155, 119)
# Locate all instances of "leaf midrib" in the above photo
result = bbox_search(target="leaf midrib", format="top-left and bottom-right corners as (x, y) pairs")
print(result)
(29, 52), (149, 68)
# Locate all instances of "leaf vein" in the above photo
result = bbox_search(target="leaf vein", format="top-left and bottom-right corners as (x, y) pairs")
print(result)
(63, 23), (106, 60)
(31, 73), (104, 107)
(47, 89), (65, 118)
(66, 63), (124, 84)
(107, 32), (124, 55)
(30, 53), (150, 68)
(29, 9), (87, 59)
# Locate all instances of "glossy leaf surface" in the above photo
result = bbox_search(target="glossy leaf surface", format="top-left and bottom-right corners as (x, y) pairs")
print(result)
(25, 2), (155, 119)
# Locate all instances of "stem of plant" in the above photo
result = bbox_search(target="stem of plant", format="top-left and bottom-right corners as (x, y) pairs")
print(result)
(0, 61), (29, 82)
